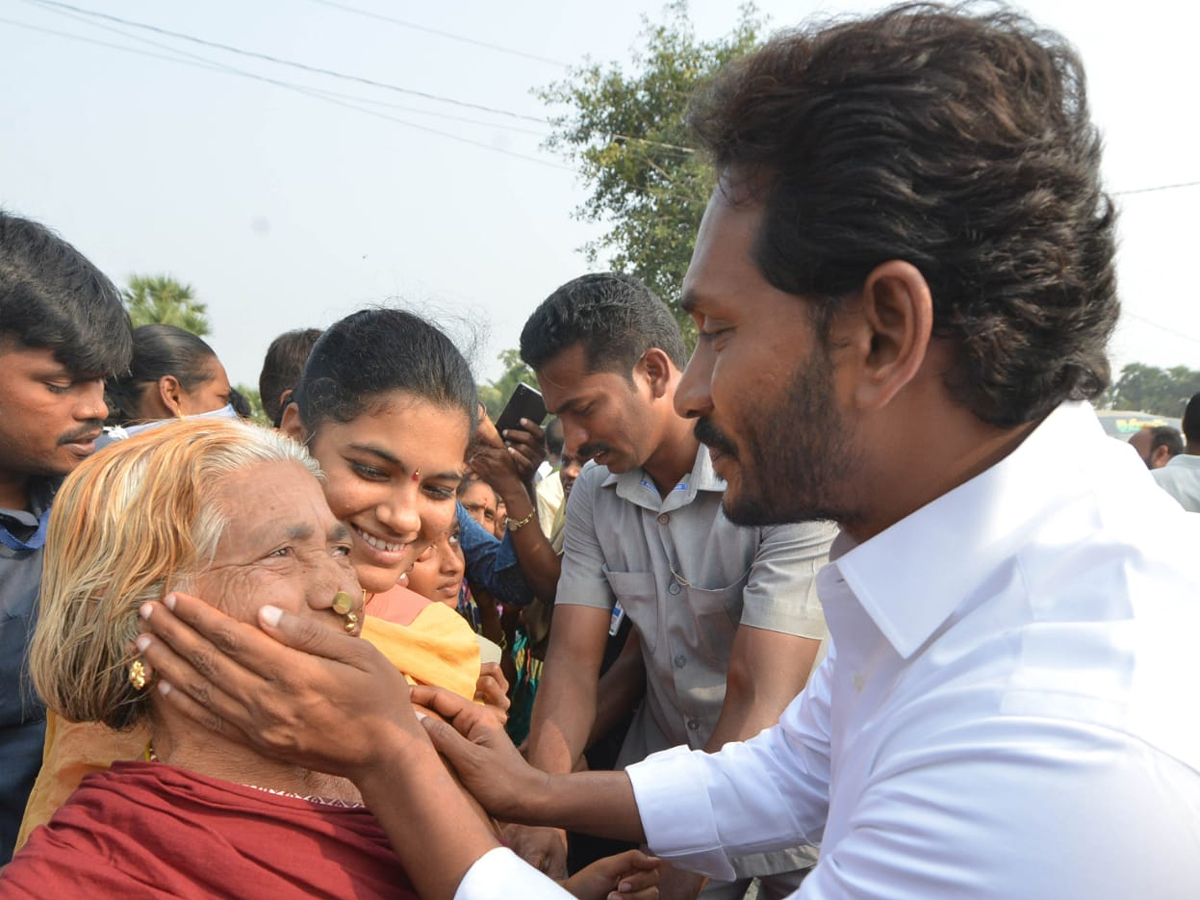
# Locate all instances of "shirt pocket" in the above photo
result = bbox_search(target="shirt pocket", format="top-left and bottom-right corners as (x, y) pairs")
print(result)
(602, 569), (660, 654)
(686, 574), (748, 665)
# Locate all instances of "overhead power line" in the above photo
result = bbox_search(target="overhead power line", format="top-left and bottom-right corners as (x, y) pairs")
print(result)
(18, 0), (703, 158)
(15, 5), (554, 138)
(22, 0), (547, 124)
(305, 0), (570, 68)
(0, 15), (571, 170)
(1122, 312), (1200, 347)
(16, 0), (700, 157)
(1113, 180), (1200, 197)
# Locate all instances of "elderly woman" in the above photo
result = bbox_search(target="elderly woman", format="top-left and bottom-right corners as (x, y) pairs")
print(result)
(0, 418), (658, 900)
(0, 418), (420, 896)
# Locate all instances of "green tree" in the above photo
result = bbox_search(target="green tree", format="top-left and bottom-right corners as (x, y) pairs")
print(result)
(539, 1), (764, 345)
(478, 349), (538, 420)
(123, 274), (210, 336)
(1106, 362), (1200, 416)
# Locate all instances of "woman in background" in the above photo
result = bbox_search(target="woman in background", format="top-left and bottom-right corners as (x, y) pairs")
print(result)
(101, 324), (233, 438)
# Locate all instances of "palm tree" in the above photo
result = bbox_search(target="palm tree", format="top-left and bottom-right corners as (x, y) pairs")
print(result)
(122, 274), (210, 336)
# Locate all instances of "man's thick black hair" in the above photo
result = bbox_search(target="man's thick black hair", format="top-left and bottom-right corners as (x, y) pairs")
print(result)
(259, 327), (323, 426)
(520, 273), (687, 378)
(689, 3), (1118, 427)
(0, 211), (131, 374)
(1147, 425), (1184, 460)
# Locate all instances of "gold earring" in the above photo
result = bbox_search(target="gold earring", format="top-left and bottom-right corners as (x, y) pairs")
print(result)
(129, 660), (148, 691)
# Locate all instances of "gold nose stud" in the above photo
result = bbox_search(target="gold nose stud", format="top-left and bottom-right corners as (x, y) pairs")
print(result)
(332, 591), (355, 615)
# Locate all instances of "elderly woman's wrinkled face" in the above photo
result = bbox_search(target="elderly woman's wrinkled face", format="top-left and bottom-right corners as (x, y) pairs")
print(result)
(189, 460), (362, 631)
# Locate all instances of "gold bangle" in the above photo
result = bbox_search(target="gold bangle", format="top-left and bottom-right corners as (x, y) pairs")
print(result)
(506, 509), (537, 532)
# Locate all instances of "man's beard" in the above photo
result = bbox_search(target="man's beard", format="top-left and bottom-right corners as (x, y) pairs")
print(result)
(697, 350), (857, 528)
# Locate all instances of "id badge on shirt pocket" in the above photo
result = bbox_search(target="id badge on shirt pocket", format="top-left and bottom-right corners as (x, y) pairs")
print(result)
(602, 568), (658, 653)
(608, 601), (625, 637)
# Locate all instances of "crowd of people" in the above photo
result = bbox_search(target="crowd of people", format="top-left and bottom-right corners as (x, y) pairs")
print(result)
(1, 4), (1197, 899)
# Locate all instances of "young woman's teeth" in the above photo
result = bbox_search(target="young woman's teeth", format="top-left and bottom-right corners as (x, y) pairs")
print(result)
(355, 526), (401, 552)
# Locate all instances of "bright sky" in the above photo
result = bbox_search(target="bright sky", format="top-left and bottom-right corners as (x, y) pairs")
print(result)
(2, 0), (1197, 390)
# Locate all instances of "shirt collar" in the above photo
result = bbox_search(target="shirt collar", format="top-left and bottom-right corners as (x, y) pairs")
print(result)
(602, 443), (725, 511)
(829, 402), (1120, 660)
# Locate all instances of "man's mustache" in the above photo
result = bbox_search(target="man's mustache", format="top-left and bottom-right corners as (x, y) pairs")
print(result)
(578, 443), (613, 460)
(58, 422), (104, 445)
(693, 418), (738, 458)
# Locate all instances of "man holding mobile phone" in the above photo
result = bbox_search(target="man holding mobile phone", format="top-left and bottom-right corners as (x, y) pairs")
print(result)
(513, 272), (836, 899)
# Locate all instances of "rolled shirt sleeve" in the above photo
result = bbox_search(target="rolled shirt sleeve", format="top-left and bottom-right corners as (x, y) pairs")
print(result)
(627, 652), (833, 880)
(453, 848), (576, 900)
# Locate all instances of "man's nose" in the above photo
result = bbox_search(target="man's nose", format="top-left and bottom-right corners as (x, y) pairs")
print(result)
(674, 343), (714, 420)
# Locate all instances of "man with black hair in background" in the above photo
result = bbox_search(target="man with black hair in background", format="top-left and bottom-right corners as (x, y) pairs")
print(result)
(535, 418), (566, 537)
(258, 327), (322, 427)
(1127, 424), (1182, 470)
(0, 212), (131, 861)
(1151, 392), (1200, 510)
(514, 272), (835, 899)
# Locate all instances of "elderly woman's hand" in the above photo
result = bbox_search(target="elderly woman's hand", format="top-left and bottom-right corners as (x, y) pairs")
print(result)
(137, 591), (423, 782)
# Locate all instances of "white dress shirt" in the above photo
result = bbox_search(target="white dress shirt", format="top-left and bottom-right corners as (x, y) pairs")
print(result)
(455, 403), (1200, 899)
(1151, 453), (1200, 511)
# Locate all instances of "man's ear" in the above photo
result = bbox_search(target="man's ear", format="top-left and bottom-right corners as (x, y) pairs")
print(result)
(279, 402), (308, 443)
(1150, 444), (1172, 469)
(638, 348), (675, 400)
(849, 260), (934, 411)
(156, 375), (186, 418)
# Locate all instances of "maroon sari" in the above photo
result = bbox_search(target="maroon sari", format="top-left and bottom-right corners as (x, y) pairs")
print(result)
(0, 761), (418, 899)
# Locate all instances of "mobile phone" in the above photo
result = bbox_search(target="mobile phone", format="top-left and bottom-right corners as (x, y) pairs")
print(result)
(495, 383), (547, 436)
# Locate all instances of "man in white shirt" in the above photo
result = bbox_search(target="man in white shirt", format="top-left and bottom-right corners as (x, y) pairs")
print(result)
(135, 6), (1200, 900)
(1151, 393), (1200, 511)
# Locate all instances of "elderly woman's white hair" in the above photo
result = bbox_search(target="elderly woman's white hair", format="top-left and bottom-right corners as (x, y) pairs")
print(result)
(29, 418), (318, 730)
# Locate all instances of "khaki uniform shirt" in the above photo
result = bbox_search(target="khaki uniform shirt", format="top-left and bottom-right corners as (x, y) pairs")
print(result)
(557, 448), (835, 878)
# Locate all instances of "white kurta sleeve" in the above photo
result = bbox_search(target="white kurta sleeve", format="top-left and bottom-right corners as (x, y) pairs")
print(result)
(453, 848), (576, 900)
(626, 653), (834, 880)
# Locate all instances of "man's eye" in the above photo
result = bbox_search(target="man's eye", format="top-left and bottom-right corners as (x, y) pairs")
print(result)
(45, 383), (71, 395)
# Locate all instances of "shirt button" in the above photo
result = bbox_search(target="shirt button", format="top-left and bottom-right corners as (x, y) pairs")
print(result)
(668, 582), (681, 595)
(687, 719), (699, 731)
(657, 513), (670, 525)
(674, 654), (687, 668)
